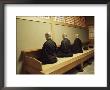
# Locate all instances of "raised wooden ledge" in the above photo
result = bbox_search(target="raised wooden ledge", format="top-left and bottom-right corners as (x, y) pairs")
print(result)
(20, 48), (94, 74)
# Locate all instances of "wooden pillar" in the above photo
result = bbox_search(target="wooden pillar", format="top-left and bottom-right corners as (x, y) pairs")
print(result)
(50, 16), (56, 42)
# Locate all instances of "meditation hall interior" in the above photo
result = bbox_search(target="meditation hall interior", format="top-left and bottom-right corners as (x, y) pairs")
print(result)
(16, 16), (94, 74)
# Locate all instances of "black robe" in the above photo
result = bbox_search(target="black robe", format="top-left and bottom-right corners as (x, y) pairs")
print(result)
(57, 38), (73, 57)
(42, 39), (57, 64)
(72, 38), (83, 54)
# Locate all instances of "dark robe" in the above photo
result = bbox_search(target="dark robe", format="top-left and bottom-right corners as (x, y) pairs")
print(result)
(57, 38), (73, 57)
(42, 39), (57, 64)
(72, 38), (83, 54)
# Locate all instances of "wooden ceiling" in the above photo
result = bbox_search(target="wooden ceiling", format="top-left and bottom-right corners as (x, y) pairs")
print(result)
(85, 16), (94, 26)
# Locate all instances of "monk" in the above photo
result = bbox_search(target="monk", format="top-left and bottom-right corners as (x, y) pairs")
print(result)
(42, 32), (57, 64)
(72, 34), (83, 54)
(57, 33), (73, 57)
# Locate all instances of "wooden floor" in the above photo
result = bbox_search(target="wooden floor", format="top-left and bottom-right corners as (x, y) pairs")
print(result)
(65, 59), (94, 74)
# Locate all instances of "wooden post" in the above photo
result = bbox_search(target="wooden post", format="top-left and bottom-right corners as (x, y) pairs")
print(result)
(78, 63), (84, 72)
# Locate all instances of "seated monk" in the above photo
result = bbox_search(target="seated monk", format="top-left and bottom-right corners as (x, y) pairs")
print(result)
(57, 33), (73, 57)
(72, 34), (83, 54)
(42, 32), (57, 64)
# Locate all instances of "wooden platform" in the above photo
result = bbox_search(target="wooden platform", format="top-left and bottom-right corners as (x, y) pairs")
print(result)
(21, 48), (94, 74)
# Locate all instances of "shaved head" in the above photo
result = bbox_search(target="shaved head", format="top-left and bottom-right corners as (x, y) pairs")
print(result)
(75, 34), (79, 38)
(45, 32), (52, 40)
(62, 33), (67, 39)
